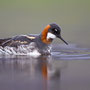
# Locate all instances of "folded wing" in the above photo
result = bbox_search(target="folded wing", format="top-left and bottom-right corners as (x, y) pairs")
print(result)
(0, 35), (36, 47)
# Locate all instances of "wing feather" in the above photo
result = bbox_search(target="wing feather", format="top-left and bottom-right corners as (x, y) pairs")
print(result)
(1, 35), (36, 47)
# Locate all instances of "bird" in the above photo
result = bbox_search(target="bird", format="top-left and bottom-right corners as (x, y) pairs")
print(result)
(0, 23), (68, 56)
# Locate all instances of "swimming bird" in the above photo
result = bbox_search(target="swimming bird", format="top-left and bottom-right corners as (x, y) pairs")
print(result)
(0, 23), (68, 56)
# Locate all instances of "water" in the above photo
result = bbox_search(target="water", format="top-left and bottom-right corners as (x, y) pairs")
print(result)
(0, 44), (90, 90)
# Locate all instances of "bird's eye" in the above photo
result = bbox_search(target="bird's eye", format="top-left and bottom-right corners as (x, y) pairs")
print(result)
(52, 28), (60, 35)
(55, 29), (58, 32)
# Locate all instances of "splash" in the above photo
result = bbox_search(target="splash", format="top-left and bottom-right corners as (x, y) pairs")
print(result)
(0, 42), (51, 57)
(0, 43), (41, 57)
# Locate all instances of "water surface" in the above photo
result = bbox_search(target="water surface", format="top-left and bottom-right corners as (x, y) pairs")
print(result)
(0, 44), (90, 90)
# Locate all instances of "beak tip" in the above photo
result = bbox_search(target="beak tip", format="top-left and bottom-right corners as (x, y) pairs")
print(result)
(57, 35), (68, 45)
(66, 42), (68, 45)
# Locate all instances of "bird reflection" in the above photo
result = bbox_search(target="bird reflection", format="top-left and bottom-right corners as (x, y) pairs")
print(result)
(0, 55), (64, 90)
(0, 55), (61, 79)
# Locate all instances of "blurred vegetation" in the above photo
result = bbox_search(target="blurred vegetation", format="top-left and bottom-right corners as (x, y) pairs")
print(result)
(0, 0), (90, 46)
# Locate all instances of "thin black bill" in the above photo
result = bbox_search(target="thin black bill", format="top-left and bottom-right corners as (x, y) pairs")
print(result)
(57, 36), (68, 45)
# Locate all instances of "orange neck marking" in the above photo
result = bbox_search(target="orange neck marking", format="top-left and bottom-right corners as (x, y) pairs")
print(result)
(41, 25), (52, 44)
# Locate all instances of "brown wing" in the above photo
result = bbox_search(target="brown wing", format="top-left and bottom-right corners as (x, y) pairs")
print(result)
(1, 35), (36, 47)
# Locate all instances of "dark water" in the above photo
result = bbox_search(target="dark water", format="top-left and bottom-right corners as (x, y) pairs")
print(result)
(0, 44), (90, 90)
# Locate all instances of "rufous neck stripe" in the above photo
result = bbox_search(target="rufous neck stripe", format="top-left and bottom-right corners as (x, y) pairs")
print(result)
(41, 25), (52, 44)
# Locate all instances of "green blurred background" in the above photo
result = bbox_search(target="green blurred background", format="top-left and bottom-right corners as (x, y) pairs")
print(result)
(0, 0), (90, 46)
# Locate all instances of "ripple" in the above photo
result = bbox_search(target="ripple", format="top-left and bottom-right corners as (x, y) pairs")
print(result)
(52, 44), (90, 60)
(0, 44), (90, 60)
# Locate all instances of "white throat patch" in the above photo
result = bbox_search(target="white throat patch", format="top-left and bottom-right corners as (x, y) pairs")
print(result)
(47, 32), (56, 40)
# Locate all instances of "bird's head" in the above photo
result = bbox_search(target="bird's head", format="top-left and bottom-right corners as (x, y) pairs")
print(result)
(41, 23), (68, 45)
